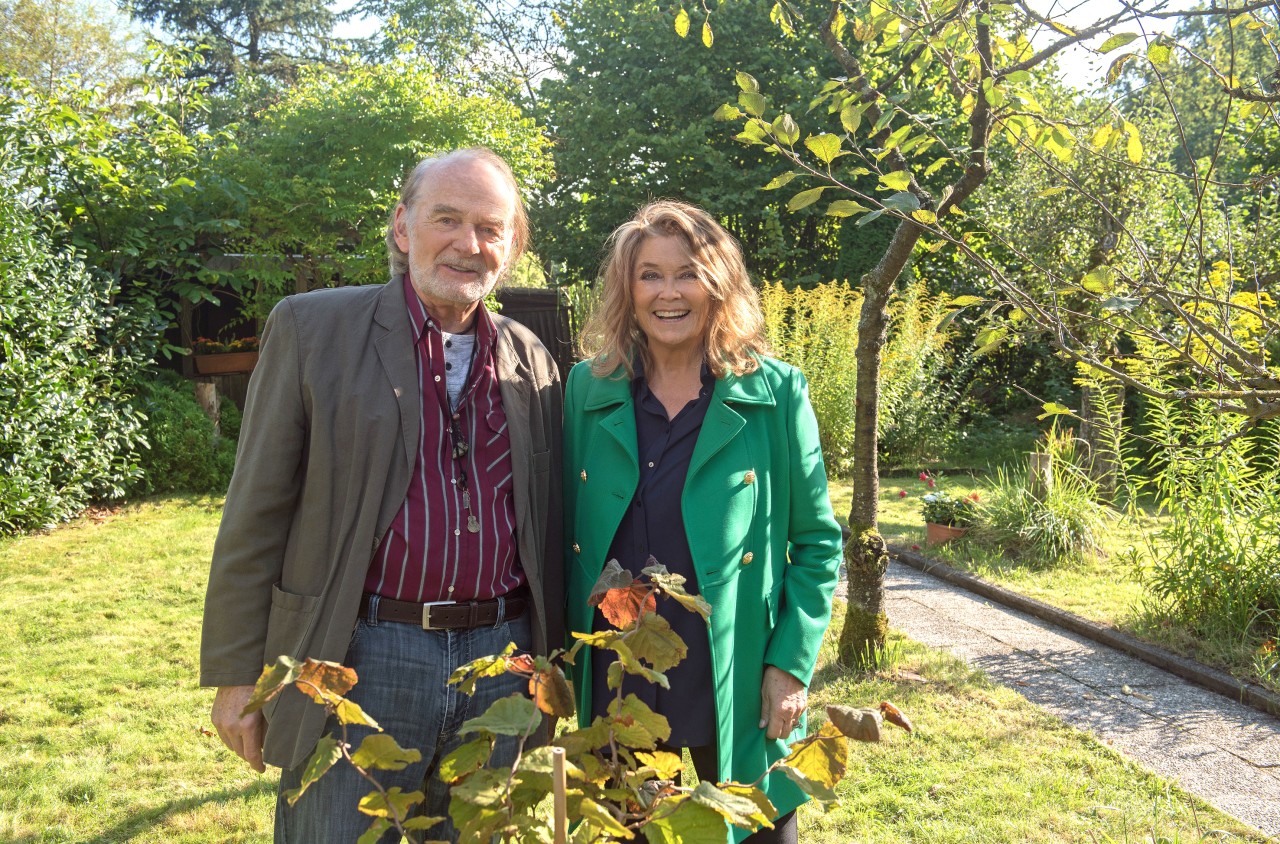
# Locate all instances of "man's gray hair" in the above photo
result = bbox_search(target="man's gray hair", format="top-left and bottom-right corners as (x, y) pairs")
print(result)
(386, 148), (529, 278)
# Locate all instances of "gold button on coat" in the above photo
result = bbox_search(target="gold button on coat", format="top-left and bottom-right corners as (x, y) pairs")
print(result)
(743, 470), (756, 485)
(573, 543), (581, 553)
(580, 470), (588, 481)
(741, 552), (754, 565)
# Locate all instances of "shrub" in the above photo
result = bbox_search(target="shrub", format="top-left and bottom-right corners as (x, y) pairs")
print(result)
(1134, 393), (1280, 668)
(877, 280), (965, 469)
(130, 372), (238, 496)
(761, 278), (962, 474)
(761, 280), (860, 473)
(974, 427), (1111, 563)
(0, 190), (149, 534)
(921, 491), (980, 528)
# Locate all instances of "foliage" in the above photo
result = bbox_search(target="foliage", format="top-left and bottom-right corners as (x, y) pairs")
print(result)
(762, 279), (962, 474)
(215, 58), (552, 318)
(1133, 388), (1280, 682)
(130, 372), (238, 496)
(0, 178), (149, 535)
(2, 46), (244, 358)
(877, 279), (964, 468)
(535, 0), (893, 287)
(761, 280), (860, 473)
(124, 0), (336, 85)
(251, 563), (897, 841)
(0, 0), (143, 100)
(973, 428), (1111, 564)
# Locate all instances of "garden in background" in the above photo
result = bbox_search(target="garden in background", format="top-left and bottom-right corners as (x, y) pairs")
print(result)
(2, 0), (1279, 839)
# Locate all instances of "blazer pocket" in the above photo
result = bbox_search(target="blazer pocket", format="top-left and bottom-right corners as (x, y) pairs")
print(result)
(532, 448), (550, 474)
(262, 584), (322, 721)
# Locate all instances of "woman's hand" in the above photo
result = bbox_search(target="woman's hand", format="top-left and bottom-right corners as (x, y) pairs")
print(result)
(759, 665), (807, 740)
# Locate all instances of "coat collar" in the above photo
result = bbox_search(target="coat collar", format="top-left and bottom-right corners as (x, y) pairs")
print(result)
(581, 358), (777, 410)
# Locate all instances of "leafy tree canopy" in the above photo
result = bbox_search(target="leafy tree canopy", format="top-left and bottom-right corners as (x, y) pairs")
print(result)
(125, 0), (337, 85)
(536, 0), (911, 287)
(0, 0), (144, 100)
(214, 57), (554, 315)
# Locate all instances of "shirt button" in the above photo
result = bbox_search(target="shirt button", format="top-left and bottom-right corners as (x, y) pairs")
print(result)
(572, 543), (581, 553)
(741, 552), (754, 566)
(744, 470), (756, 485)
(648, 461), (655, 468)
(434, 375), (442, 382)
(454, 528), (461, 536)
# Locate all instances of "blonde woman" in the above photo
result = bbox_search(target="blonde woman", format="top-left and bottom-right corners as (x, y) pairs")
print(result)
(563, 200), (843, 843)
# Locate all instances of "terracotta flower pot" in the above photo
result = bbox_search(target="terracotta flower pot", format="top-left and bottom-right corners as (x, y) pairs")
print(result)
(925, 522), (969, 546)
(193, 351), (259, 375)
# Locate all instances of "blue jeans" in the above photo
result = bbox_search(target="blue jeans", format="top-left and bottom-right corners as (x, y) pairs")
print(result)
(275, 611), (533, 844)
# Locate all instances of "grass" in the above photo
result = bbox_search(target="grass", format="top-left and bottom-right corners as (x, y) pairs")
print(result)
(829, 468), (1275, 692)
(0, 497), (1268, 842)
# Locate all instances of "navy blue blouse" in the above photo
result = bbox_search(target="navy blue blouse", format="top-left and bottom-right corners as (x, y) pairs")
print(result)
(589, 361), (718, 747)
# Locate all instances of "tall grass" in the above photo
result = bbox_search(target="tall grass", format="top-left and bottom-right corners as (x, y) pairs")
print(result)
(974, 426), (1112, 564)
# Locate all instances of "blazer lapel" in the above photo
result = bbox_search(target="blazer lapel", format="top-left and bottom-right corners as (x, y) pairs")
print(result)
(373, 277), (420, 471)
(584, 369), (638, 468)
(494, 321), (535, 542)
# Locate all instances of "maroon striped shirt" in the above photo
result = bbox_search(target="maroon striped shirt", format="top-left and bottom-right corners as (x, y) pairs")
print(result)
(363, 276), (523, 602)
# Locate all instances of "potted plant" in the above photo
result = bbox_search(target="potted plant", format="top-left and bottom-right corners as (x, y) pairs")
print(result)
(921, 490), (979, 545)
(190, 335), (260, 375)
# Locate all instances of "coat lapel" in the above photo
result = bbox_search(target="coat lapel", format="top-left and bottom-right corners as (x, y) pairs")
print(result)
(584, 369), (638, 467)
(688, 367), (775, 479)
(373, 278), (419, 471)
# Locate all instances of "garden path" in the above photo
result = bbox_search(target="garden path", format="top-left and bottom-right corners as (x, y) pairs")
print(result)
(848, 559), (1280, 839)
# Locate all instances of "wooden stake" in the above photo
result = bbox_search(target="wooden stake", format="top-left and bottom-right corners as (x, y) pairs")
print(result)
(552, 746), (567, 844)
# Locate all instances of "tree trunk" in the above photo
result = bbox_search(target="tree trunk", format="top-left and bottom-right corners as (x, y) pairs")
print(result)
(837, 220), (919, 667)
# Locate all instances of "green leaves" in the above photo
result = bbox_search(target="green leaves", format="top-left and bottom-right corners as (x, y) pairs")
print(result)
(1081, 267), (1116, 294)
(826, 200), (872, 217)
(879, 170), (911, 191)
(350, 734), (422, 771)
(283, 735), (342, 805)
(762, 172), (800, 190)
(1038, 402), (1073, 420)
(787, 186), (827, 211)
(804, 132), (842, 163)
(1098, 32), (1138, 53)
(459, 693), (541, 738)
(688, 781), (772, 830)
(738, 91), (766, 118)
(777, 723), (847, 805)
(772, 114), (800, 145)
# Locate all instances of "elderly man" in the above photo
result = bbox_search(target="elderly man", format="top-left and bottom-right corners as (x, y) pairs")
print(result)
(200, 147), (563, 842)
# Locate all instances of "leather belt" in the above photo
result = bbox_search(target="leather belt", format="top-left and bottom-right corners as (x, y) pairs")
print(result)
(359, 592), (528, 630)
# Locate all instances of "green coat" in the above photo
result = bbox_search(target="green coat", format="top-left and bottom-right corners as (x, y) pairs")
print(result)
(563, 356), (842, 839)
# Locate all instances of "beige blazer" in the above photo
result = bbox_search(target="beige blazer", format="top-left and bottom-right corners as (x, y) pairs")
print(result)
(199, 277), (563, 769)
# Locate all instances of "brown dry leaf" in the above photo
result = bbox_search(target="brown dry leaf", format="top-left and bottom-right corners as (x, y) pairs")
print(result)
(529, 665), (575, 718)
(295, 659), (358, 703)
(879, 700), (914, 733)
(826, 705), (881, 742)
(598, 583), (656, 629)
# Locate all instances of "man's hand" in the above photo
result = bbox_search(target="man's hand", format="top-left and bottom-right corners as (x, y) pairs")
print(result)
(759, 665), (807, 741)
(211, 685), (267, 773)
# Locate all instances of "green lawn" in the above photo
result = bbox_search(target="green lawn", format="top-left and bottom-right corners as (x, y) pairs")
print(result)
(0, 497), (1266, 842)
(828, 470), (1273, 691)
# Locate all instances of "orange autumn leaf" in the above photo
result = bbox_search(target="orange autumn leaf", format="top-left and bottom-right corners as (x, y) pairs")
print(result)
(597, 583), (657, 629)
(507, 654), (536, 674)
(879, 700), (914, 732)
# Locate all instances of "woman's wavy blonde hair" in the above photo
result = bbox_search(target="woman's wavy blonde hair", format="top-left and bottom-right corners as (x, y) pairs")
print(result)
(581, 200), (770, 379)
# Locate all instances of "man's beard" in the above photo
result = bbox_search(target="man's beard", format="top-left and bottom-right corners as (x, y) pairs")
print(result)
(409, 256), (501, 306)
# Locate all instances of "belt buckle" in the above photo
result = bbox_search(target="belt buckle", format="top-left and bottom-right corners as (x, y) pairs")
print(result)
(421, 601), (453, 630)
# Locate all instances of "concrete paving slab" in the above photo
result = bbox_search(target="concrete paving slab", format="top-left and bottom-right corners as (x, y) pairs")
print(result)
(836, 560), (1280, 839)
